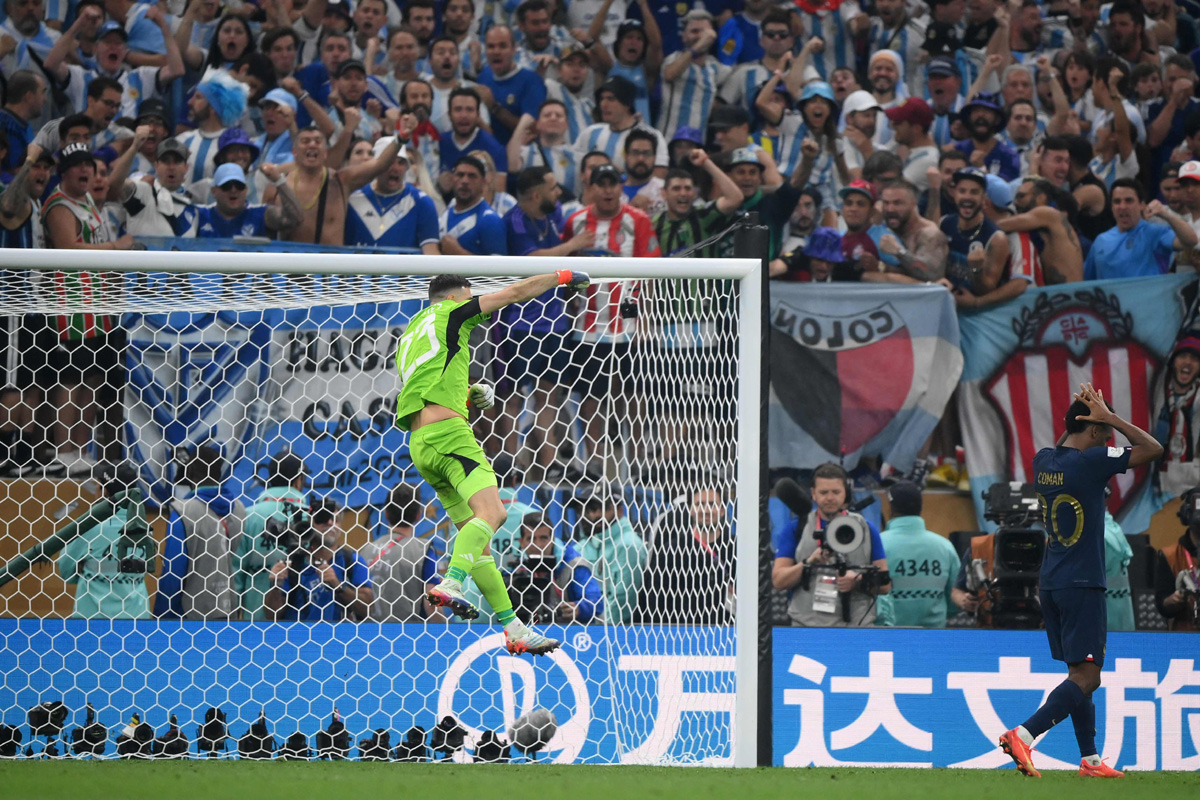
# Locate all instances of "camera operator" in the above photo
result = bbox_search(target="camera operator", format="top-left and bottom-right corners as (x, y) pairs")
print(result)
(58, 466), (155, 620)
(508, 512), (604, 625)
(1155, 487), (1200, 630)
(235, 450), (310, 621)
(771, 463), (890, 627)
(263, 513), (374, 622)
(875, 481), (960, 628)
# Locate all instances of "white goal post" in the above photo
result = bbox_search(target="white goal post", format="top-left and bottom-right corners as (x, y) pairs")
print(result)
(0, 250), (762, 766)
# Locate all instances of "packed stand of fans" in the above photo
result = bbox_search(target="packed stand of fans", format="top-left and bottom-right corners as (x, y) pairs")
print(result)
(1, 0), (1199, 629)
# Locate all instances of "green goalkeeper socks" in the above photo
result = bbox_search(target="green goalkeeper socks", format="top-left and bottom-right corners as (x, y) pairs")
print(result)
(471, 559), (517, 626)
(446, 517), (495, 584)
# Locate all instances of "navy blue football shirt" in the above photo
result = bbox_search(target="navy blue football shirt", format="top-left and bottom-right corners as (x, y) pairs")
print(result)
(1033, 445), (1131, 590)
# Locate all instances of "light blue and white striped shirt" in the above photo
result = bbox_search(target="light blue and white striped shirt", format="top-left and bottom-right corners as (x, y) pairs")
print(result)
(801, 1), (863, 80)
(176, 127), (223, 185)
(545, 78), (595, 144)
(519, 141), (581, 197)
(658, 53), (730, 141)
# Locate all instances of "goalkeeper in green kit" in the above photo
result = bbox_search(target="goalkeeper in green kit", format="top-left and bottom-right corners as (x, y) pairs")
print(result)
(396, 270), (590, 655)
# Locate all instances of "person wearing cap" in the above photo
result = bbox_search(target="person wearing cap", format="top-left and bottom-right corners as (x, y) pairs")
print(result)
(574, 75), (668, 174)
(506, 101), (583, 198)
(107, 133), (200, 238)
(346, 138), (440, 252)
(438, 154), (508, 255)
(563, 160), (658, 257)
(868, 2), (926, 98)
(101, 0), (168, 59)
(925, 56), (965, 146)
(29, 77), (132, 163)
(1173, 161), (1200, 267)
(887, 98), (940, 195)
(667, 126), (703, 167)
(954, 92), (1021, 181)
(774, 81), (845, 198)
(0, 71), (46, 176)
(477, 25), (547, 145)
(866, 50), (907, 146)
(328, 59), (382, 141)
(1162, 161), (1189, 217)
(43, 5), (183, 121)
(840, 90), (882, 175)
(210, 127), (261, 197)
(657, 10), (729, 141)
(438, 87), (508, 195)
(0, 148), (54, 248)
(653, 147), (742, 258)
(264, 120), (402, 246)
(718, 9), (794, 114)
(123, 98), (170, 177)
(938, 165), (1002, 292)
(257, 79), (338, 168)
(708, 104), (755, 155)
(771, 226), (847, 282)
(589, 13), (662, 125)
(234, 449), (310, 621)
(196, 161), (299, 239)
(177, 68), (249, 189)
(43, 141), (134, 250)
(982, 173), (1014, 222)
(543, 42), (596, 143)
(873, 482), (961, 628)
(561, 150), (615, 217)
(839, 179), (882, 272)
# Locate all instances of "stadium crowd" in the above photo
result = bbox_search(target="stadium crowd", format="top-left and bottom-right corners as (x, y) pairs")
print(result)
(0, 0), (1199, 630)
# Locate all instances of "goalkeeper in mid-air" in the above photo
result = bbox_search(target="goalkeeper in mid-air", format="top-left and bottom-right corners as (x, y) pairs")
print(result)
(395, 270), (590, 655)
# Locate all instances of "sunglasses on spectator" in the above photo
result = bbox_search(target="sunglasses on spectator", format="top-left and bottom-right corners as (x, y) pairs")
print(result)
(763, 30), (791, 39)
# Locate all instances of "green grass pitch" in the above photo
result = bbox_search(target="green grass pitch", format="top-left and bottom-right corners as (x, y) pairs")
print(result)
(3, 762), (1198, 800)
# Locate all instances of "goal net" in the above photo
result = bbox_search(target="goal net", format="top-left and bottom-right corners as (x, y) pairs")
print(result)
(0, 251), (761, 766)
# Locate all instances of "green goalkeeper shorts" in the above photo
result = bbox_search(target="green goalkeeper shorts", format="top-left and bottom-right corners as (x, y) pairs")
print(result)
(409, 416), (496, 525)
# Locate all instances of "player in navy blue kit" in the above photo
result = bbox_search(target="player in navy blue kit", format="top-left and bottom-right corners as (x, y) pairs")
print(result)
(1000, 383), (1162, 779)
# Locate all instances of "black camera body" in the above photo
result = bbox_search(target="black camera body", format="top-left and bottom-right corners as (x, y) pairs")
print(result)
(1178, 487), (1200, 527)
(974, 482), (1047, 629)
(508, 556), (559, 625)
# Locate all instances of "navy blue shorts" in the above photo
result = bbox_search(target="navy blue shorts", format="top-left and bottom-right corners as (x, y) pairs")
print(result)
(1040, 587), (1107, 668)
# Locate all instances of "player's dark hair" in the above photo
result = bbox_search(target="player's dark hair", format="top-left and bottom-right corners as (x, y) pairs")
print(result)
(385, 483), (423, 528)
(403, 0), (436, 20)
(1064, 135), (1093, 169)
(516, 166), (553, 196)
(429, 35), (460, 52)
(761, 8), (792, 30)
(623, 128), (658, 155)
(87, 76), (122, 101)
(1111, 176), (1145, 202)
(521, 511), (552, 532)
(428, 274), (472, 301)
(664, 167), (694, 187)
(516, 0), (550, 22)
(261, 26), (299, 54)
(1064, 398), (1114, 434)
(880, 179), (919, 200)
(863, 150), (904, 183)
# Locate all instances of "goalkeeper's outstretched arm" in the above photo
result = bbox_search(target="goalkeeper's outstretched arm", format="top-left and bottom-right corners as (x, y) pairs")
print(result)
(478, 270), (590, 314)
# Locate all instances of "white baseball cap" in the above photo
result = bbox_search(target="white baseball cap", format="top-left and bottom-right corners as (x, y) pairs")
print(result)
(372, 136), (409, 162)
(1180, 161), (1200, 183)
(842, 90), (881, 116)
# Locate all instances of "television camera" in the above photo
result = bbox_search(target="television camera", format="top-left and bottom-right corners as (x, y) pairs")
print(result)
(967, 482), (1047, 628)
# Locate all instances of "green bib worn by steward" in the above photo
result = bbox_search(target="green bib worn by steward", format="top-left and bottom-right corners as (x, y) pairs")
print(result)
(395, 297), (495, 524)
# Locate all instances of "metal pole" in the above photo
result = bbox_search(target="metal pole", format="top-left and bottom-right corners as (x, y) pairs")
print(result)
(733, 215), (769, 768)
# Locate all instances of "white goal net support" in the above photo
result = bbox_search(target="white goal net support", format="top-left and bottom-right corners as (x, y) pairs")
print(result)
(0, 251), (761, 766)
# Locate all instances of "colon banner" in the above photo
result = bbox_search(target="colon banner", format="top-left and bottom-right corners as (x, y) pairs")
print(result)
(957, 274), (1196, 530)
(769, 283), (963, 472)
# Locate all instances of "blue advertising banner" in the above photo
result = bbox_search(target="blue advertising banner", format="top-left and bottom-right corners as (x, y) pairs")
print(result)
(773, 627), (1200, 770)
(0, 621), (734, 765)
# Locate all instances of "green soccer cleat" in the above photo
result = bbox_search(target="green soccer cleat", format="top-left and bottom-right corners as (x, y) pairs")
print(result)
(505, 625), (561, 656)
(426, 581), (480, 621)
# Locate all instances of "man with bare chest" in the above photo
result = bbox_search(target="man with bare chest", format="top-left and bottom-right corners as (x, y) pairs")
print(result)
(863, 180), (949, 283)
(265, 124), (402, 246)
(998, 178), (1084, 285)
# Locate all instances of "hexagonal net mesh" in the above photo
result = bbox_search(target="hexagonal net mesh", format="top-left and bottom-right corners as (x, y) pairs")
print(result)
(0, 256), (753, 765)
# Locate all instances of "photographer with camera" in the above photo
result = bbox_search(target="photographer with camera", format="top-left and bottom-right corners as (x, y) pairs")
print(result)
(875, 481), (960, 628)
(234, 450), (310, 621)
(1155, 486), (1200, 630)
(771, 463), (890, 627)
(263, 514), (374, 622)
(508, 512), (604, 625)
(57, 465), (155, 620)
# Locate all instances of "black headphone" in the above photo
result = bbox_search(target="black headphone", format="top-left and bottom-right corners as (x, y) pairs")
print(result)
(812, 462), (854, 507)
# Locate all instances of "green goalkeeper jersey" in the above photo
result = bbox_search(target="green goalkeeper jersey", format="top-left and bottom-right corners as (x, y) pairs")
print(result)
(395, 297), (491, 431)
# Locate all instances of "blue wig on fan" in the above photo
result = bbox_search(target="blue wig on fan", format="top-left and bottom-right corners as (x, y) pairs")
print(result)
(195, 68), (249, 128)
